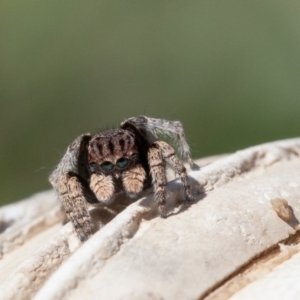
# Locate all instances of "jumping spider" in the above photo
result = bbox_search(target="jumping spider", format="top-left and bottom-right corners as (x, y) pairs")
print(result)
(49, 116), (199, 241)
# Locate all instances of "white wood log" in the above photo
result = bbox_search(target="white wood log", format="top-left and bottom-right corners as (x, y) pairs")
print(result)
(0, 138), (300, 300)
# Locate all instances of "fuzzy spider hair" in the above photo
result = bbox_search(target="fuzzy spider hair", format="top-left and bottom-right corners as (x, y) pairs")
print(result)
(49, 116), (199, 241)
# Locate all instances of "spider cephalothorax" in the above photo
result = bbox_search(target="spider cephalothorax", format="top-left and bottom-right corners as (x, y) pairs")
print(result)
(87, 129), (148, 202)
(49, 116), (199, 241)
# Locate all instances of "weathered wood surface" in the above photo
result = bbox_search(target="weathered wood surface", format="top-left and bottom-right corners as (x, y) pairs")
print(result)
(1, 138), (300, 300)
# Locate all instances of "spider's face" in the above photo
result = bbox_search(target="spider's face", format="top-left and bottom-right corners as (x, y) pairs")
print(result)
(87, 129), (140, 177)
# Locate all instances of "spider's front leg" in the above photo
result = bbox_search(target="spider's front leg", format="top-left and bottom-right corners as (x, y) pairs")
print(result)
(56, 172), (94, 242)
(148, 144), (168, 217)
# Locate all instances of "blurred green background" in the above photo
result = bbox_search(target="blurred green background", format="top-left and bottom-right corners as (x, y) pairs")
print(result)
(1, 1), (300, 205)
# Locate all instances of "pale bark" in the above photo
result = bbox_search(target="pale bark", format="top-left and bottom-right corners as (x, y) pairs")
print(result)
(1, 138), (300, 300)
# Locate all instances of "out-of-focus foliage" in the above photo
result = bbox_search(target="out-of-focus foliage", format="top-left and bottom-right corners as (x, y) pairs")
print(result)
(1, 1), (300, 205)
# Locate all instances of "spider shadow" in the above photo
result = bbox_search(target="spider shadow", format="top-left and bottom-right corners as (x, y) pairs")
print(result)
(89, 206), (119, 233)
(88, 190), (152, 231)
(0, 219), (14, 235)
(141, 175), (207, 220)
(88, 176), (207, 226)
(167, 176), (207, 218)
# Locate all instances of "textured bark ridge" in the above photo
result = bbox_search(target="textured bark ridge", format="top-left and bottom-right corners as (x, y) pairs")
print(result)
(1, 138), (300, 300)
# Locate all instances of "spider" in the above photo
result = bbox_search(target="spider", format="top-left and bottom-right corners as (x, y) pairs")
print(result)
(49, 116), (199, 241)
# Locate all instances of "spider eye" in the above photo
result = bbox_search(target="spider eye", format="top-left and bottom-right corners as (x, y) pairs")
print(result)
(116, 158), (129, 169)
(100, 161), (114, 172)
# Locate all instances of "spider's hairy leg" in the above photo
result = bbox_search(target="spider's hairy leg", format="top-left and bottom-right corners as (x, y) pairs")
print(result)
(148, 145), (168, 217)
(57, 173), (94, 242)
(122, 164), (146, 197)
(154, 141), (194, 202)
(89, 173), (115, 204)
(49, 133), (93, 241)
(121, 116), (199, 170)
(49, 134), (91, 187)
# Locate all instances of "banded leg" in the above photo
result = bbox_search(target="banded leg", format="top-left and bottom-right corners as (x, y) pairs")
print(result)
(122, 164), (146, 197)
(57, 173), (94, 241)
(148, 145), (168, 217)
(154, 141), (193, 202)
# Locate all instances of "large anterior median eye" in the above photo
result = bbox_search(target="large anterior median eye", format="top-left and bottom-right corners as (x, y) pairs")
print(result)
(116, 157), (129, 169)
(100, 161), (114, 172)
